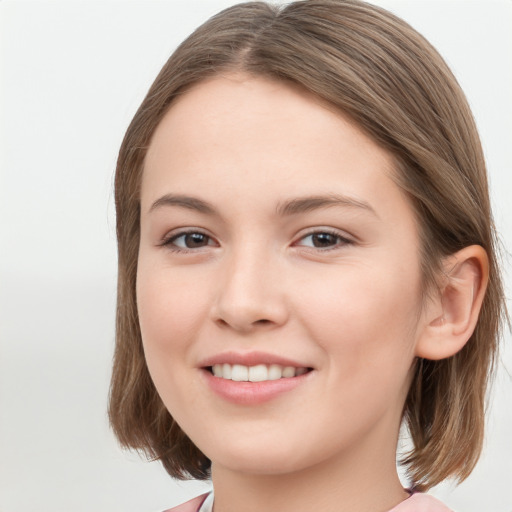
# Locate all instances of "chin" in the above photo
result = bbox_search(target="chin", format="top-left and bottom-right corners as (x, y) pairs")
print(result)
(203, 437), (324, 477)
(212, 454), (310, 477)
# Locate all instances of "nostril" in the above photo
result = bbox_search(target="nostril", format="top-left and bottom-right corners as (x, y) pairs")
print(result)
(254, 319), (271, 325)
(214, 317), (273, 330)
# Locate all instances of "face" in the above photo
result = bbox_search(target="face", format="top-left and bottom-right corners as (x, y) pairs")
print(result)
(137, 74), (427, 477)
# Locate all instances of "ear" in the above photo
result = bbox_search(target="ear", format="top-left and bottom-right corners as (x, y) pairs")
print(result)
(415, 245), (489, 360)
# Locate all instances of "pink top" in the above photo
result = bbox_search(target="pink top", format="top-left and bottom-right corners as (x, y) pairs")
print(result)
(390, 492), (453, 511)
(163, 491), (454, 512)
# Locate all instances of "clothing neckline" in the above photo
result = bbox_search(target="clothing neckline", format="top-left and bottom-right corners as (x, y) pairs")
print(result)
(199, 488), (416, 512)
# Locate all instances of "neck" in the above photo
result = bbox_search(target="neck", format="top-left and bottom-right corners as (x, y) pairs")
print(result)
(210, 440), (409, 512)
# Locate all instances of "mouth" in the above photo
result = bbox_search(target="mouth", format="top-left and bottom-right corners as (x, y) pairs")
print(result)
(199, 352), (315, 404)
(207, 363), (312, 382)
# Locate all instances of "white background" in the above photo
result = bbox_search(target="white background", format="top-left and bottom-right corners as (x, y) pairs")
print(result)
(0, 1), (510, 511)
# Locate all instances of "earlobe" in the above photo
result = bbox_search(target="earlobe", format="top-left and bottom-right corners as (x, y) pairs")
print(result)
(415, 245), (489, 361)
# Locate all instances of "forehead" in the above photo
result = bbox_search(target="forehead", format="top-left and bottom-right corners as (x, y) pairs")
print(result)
(141, 74), (413, 231)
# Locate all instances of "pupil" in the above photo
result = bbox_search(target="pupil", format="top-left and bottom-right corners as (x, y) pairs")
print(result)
(186, 233), (207, 248)
(313, 233), (336, 247)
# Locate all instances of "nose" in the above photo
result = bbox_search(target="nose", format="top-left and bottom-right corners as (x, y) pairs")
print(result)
(210, 246), (289, 333)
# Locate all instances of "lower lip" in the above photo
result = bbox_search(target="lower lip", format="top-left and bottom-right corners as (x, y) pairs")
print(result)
(202, 369), (312, 405)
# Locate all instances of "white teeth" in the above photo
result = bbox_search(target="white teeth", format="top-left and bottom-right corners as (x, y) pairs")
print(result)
(282, 366), (295, 378)
(248, 364), (268, 382)
(268, 364), (282, 380)
(222, 363), (232, 379)
(231, 364), (249, 382)
(210, 363), (309, 381)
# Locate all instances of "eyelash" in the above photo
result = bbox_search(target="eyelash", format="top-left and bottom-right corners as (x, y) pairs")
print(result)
(296, 229), (353, 251)
(159, 228), (354, 254)
(159, 229), (216, 253)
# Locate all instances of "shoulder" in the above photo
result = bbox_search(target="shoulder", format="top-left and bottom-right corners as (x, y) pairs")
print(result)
(162, 492), (210, 512)
(389, 492), (454, 512)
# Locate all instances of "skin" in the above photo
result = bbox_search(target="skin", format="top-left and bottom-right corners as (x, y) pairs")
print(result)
(136, 74), (484, 512)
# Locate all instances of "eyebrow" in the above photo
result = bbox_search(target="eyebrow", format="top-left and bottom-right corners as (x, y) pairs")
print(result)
(148, 193), (377, 218)
(275, 194), (377, 217)
(149, 194), (216, 215)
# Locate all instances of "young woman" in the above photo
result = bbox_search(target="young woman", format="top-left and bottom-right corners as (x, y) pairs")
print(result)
(109, 1), (507, 511)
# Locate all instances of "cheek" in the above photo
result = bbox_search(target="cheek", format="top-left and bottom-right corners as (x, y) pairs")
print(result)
(135, 265), (213, 423)
(136, 265), (210, 363)
(293, 265), (422, 434)
(297, 262), (422, 371)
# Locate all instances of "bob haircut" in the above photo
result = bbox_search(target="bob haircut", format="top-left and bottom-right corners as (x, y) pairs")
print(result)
(109, 0), (506, 491)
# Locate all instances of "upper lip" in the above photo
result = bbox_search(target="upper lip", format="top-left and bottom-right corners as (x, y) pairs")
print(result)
(198, 351), (312, 369)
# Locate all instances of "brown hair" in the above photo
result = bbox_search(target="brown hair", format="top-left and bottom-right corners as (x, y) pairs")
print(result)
(109, 0), (506, 490)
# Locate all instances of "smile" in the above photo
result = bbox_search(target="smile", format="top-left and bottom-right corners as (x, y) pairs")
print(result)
(210, 363), (310, 382)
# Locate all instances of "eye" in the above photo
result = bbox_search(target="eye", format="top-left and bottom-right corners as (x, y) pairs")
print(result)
(162, 230), (217, 251)
(295, 230), (352, 250)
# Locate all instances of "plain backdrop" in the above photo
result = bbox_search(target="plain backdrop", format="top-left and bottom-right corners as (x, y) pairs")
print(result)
(0, 1), (511, 511)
